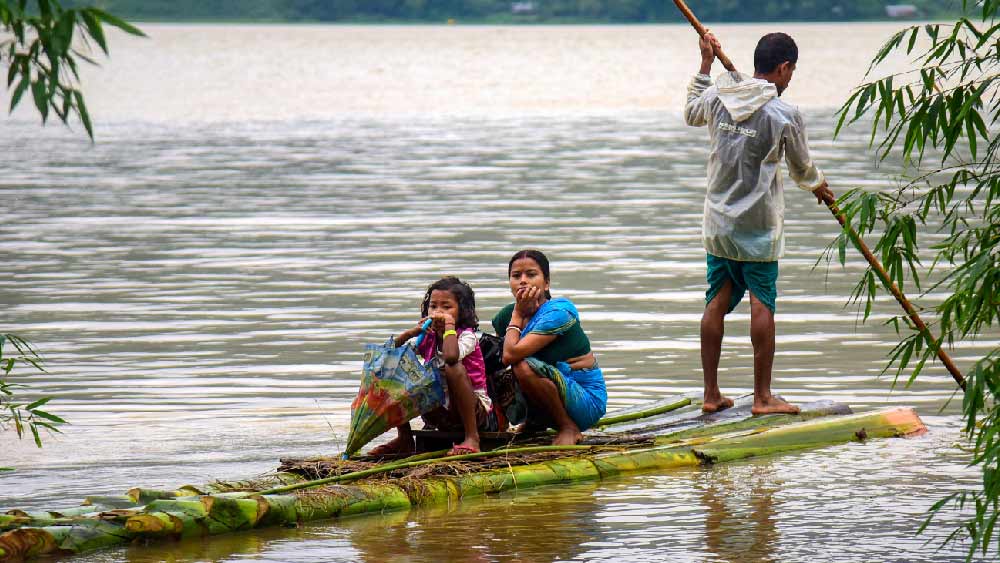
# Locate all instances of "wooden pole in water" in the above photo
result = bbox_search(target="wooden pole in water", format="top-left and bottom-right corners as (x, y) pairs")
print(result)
(670, 0), (966, 391)
(818, 195), (965, 390)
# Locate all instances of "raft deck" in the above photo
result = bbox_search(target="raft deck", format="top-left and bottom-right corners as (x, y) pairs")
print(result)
(0, 397), (926, 561)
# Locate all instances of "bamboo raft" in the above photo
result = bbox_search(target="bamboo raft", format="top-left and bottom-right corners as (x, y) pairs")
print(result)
(0, 395), (926, 561)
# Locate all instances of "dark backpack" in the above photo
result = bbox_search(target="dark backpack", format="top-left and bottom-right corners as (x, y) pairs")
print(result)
(478, 332), (505, 377)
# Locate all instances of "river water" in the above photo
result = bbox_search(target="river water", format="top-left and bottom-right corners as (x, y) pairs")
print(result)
(0, 23), (984, 561)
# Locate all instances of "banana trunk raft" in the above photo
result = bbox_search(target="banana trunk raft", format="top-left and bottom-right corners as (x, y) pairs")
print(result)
(0, 398), (926, 561)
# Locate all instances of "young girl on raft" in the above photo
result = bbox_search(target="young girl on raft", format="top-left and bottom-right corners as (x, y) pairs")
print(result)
(369, 276), (497, 457)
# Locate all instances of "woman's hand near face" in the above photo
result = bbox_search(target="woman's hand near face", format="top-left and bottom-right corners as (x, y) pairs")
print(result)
(514, 286), (541, 319)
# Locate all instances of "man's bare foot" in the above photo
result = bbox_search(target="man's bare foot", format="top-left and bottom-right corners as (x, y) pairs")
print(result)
(552, 428), (583, 446)
(751, 396), (800, 416)
(367, 436), (415, 457)
(702, 395), (735, 413)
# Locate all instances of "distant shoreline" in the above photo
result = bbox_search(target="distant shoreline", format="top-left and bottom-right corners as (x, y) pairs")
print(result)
(118, 17), (940, 25)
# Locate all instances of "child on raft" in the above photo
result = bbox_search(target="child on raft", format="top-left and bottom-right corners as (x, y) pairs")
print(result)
(370, 276), (498, 457)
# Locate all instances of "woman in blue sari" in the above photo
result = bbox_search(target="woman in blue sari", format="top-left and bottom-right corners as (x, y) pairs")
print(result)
(492, 249), (607, 445)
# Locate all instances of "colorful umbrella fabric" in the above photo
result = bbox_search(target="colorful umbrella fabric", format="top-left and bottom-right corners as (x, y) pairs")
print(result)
(343, 337), (446, 457)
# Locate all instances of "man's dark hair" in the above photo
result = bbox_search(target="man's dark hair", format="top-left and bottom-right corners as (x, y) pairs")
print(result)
(754, 33), (798, 74)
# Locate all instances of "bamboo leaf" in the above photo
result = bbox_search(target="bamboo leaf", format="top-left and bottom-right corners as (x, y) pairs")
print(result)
(25, 397), (51, 410)
(90, 9), (146, 37)
(967, 115), (978, 158)
(31, 409), (66, 424)
(976, 22), (1000, 48)
(6, 57), (18, 87)
(79, 10), (108, 55)
(38, 0), (51, 20)
(72, 90), (93, 140)
(53, 10), (75, 57)
(907, 26), (920, 53)
(34, 421), (62, 433)
(13, 407), (24, 438)
(9, 74), (29, 112)
(65, 54), (79, 80)
(30, 78), (48, 122)
(898, 338), (915, 374)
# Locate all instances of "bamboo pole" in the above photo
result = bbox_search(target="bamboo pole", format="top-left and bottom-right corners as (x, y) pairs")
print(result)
(594, 395), (691, 427)
(81, 496), (140, 510)
(670, 0), (965, 391)
(125, 472), (308, 503)
(259, 444), (596, 495)
(694, 406), (926, 462)
(820, 193), (966, 390)
(652, 401), (850, 444)
(671, 0), (736, 71)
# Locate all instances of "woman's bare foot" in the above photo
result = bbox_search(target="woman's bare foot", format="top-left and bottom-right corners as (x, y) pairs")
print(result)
(751, 396), (800, 416)
(702, 395), (734, 414)
(367, 436), (415, 457)
(552, 427), (583, 446)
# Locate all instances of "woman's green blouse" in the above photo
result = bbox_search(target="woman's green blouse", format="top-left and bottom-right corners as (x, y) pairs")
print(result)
(492, 302), (591, 366)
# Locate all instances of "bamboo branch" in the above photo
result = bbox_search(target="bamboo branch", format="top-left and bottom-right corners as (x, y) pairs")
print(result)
(594, 396), (692, 427)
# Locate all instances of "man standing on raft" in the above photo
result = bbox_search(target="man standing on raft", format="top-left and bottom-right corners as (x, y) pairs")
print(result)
(684, 32), (834, 415)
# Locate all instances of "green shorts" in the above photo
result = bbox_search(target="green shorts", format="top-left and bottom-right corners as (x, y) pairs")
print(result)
(705, 254), (778, 314)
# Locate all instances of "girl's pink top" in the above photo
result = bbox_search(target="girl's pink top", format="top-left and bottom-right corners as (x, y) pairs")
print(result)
(417, 328), (487, 391)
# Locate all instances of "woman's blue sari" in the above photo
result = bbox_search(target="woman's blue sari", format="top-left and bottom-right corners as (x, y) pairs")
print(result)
(515, 298), (607, 430)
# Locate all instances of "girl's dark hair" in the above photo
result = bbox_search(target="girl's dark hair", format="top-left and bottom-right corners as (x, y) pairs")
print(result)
(754, 32), (798, 74)
(420, 276), (479, 331)
(507, 249), (553, 300)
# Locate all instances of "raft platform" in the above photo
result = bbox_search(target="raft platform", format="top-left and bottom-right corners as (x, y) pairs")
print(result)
(0, 396), (926, 561)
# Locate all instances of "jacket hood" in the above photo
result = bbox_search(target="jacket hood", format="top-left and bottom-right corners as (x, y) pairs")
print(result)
(716, 71), (777, 123)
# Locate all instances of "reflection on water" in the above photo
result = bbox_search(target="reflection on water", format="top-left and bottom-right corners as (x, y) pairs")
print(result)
(0, 23), (980, 563)
(702, 464), (779, 563)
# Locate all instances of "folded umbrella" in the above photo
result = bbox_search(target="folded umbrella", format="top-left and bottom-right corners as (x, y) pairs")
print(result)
(342, 333), (446, 458)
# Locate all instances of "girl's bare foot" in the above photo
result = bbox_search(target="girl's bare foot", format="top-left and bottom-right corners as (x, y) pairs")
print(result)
(702, 395), (734, 413)
(367, 436), (415, 457)
(751, 396), (800, 415)
(450, 436), (480, 455)
(552, 427), (583, 446)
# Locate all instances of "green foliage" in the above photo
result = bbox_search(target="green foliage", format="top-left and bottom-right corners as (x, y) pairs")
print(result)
(1, 0), (145, 139)
(835, 1), (1000, 558)
(0, 334), (65, 448)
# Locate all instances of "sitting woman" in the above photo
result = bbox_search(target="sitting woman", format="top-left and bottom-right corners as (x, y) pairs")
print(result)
(492, 249), (607, 445)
